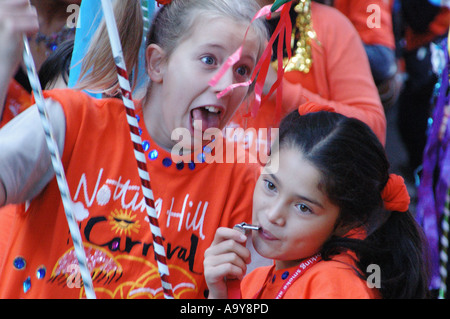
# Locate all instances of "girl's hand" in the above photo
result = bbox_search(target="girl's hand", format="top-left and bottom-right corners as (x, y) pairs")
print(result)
(0, 0), (39, 82)
(204, 227), (252, 299)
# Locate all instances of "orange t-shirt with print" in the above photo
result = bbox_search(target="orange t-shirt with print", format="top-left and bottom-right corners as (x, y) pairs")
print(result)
(241, 253), (380, 299)
(0, 89), (259, 299)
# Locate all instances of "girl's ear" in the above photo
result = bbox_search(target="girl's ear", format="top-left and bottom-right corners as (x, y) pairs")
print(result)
(146, 44), (166, 83)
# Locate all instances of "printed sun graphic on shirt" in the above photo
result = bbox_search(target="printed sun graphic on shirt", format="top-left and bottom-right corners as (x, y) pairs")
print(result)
(49, 244), (124, 289)
(108, 209), (141, 236)
(48, 244), (198, 299)
(45, 171), (207, 298)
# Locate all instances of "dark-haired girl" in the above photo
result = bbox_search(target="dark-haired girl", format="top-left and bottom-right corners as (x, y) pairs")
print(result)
(204, 103), (430, 299)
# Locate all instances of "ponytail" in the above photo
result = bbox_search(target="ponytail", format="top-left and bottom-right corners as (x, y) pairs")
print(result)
(359, 175), (430, 298)
(320, 210), (430, 299)
(75, 0), (143, 96)
(359, 211), (431, 299)
(320, 175), (431, 299)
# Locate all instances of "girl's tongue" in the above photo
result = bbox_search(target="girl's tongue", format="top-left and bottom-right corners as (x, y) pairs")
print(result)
(191, 107), (221, 131)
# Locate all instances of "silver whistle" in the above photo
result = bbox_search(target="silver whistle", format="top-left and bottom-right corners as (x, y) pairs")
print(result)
(234, 222), (261, 234)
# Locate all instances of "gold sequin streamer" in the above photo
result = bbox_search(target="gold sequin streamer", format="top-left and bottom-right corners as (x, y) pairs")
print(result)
(275, 0), (318, 73)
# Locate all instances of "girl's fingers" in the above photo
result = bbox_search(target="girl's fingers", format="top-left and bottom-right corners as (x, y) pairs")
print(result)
(0, 15), (39, 35)
(205, 227), (252, 266)
(0, 1), (39, 35)
(204, 251), (249, 272)
(208, 262), (246, 282)
(0, 0), (39, 68)
(205, 239), (251, 265)
(210, 227), (247, 246)
(204, 226), (252, 296)
(0, 0), (33, 10)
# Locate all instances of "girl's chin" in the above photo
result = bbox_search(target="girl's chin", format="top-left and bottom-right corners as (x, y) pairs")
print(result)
(252, 236), (278, 260)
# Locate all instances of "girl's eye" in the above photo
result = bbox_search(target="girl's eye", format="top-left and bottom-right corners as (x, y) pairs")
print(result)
(264, 180), (276, 192)
(235, 65), (250, 78)
(296, 203), (312, 215)
(201, 56), (216, 66)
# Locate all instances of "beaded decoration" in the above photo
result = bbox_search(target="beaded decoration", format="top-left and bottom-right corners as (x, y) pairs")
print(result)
(35, 25), (76, 56)
(136, 115), (209, 170)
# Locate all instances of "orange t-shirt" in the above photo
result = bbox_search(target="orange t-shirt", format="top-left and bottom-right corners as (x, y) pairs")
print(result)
(241, 253), (380, 299)
(0, 79), (32, 129)
(230, 2), (386, 145)
(0, 89), (259, 299)
(0, 80), (32, 270)
(0, 205), (19, 271)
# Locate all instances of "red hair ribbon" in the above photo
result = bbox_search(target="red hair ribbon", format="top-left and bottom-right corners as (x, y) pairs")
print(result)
(381, 174), (410, 212)
(298, 101), (335, 115)
(156, 0), (172, 6)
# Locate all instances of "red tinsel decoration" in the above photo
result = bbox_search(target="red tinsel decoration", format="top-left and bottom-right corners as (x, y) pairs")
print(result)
(156, 0), (172, 6)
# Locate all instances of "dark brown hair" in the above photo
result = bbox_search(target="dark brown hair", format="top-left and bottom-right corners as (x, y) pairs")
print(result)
(278, 110), (431, 299)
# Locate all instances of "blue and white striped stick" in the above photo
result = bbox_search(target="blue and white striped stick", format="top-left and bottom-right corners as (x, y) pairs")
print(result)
(22, 35), (96, 299)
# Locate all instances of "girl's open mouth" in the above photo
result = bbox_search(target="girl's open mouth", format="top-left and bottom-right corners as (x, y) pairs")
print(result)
(191, 105), (223, 132)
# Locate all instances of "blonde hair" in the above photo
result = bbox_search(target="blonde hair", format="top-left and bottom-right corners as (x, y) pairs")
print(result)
(75, 0), (143, 96)
(76, 0), (268, 96)
(148, 0), (267, 58)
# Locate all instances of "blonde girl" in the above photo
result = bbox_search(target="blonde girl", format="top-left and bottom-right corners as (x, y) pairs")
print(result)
(0, 0), (268, 298)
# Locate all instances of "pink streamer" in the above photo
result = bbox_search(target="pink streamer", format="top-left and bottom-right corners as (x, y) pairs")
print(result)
(208, 4), (282, 96)
(208, 2), (294, 124)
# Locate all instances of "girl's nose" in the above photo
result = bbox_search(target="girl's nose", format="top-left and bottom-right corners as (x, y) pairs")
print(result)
(265, 200), (286, 227)
(212, 68), (234, 98)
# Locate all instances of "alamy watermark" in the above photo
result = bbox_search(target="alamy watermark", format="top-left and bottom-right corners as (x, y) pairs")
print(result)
(366, 264), (381, 289)
(170, 121), (280, 172)
(66, 4), (81, 29)
(64, 4), (386, 32)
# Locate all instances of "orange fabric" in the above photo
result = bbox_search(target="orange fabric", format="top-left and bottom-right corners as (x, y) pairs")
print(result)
(0, 80), (32, 269)
(230, 2), (386, 145)
(404, 8), (450, 51)
(0, 79), (32, 129)
(0, 89), (259, 299)
(381, 174), (410, 212)
(0, 205), (19, 272)
(333, 0), (395, 50)
(241, 253), (381, 299)
(298, 101), (335, 116)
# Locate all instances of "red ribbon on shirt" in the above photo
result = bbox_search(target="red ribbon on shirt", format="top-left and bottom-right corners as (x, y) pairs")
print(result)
(253, 253), (321, 299)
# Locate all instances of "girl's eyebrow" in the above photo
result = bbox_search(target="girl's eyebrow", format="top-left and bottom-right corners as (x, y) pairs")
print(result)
(295, 194), (324, 209)
(198, 43), (226, 50)
(267, 173), (280, 185)
(240, 52), (257, 65)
